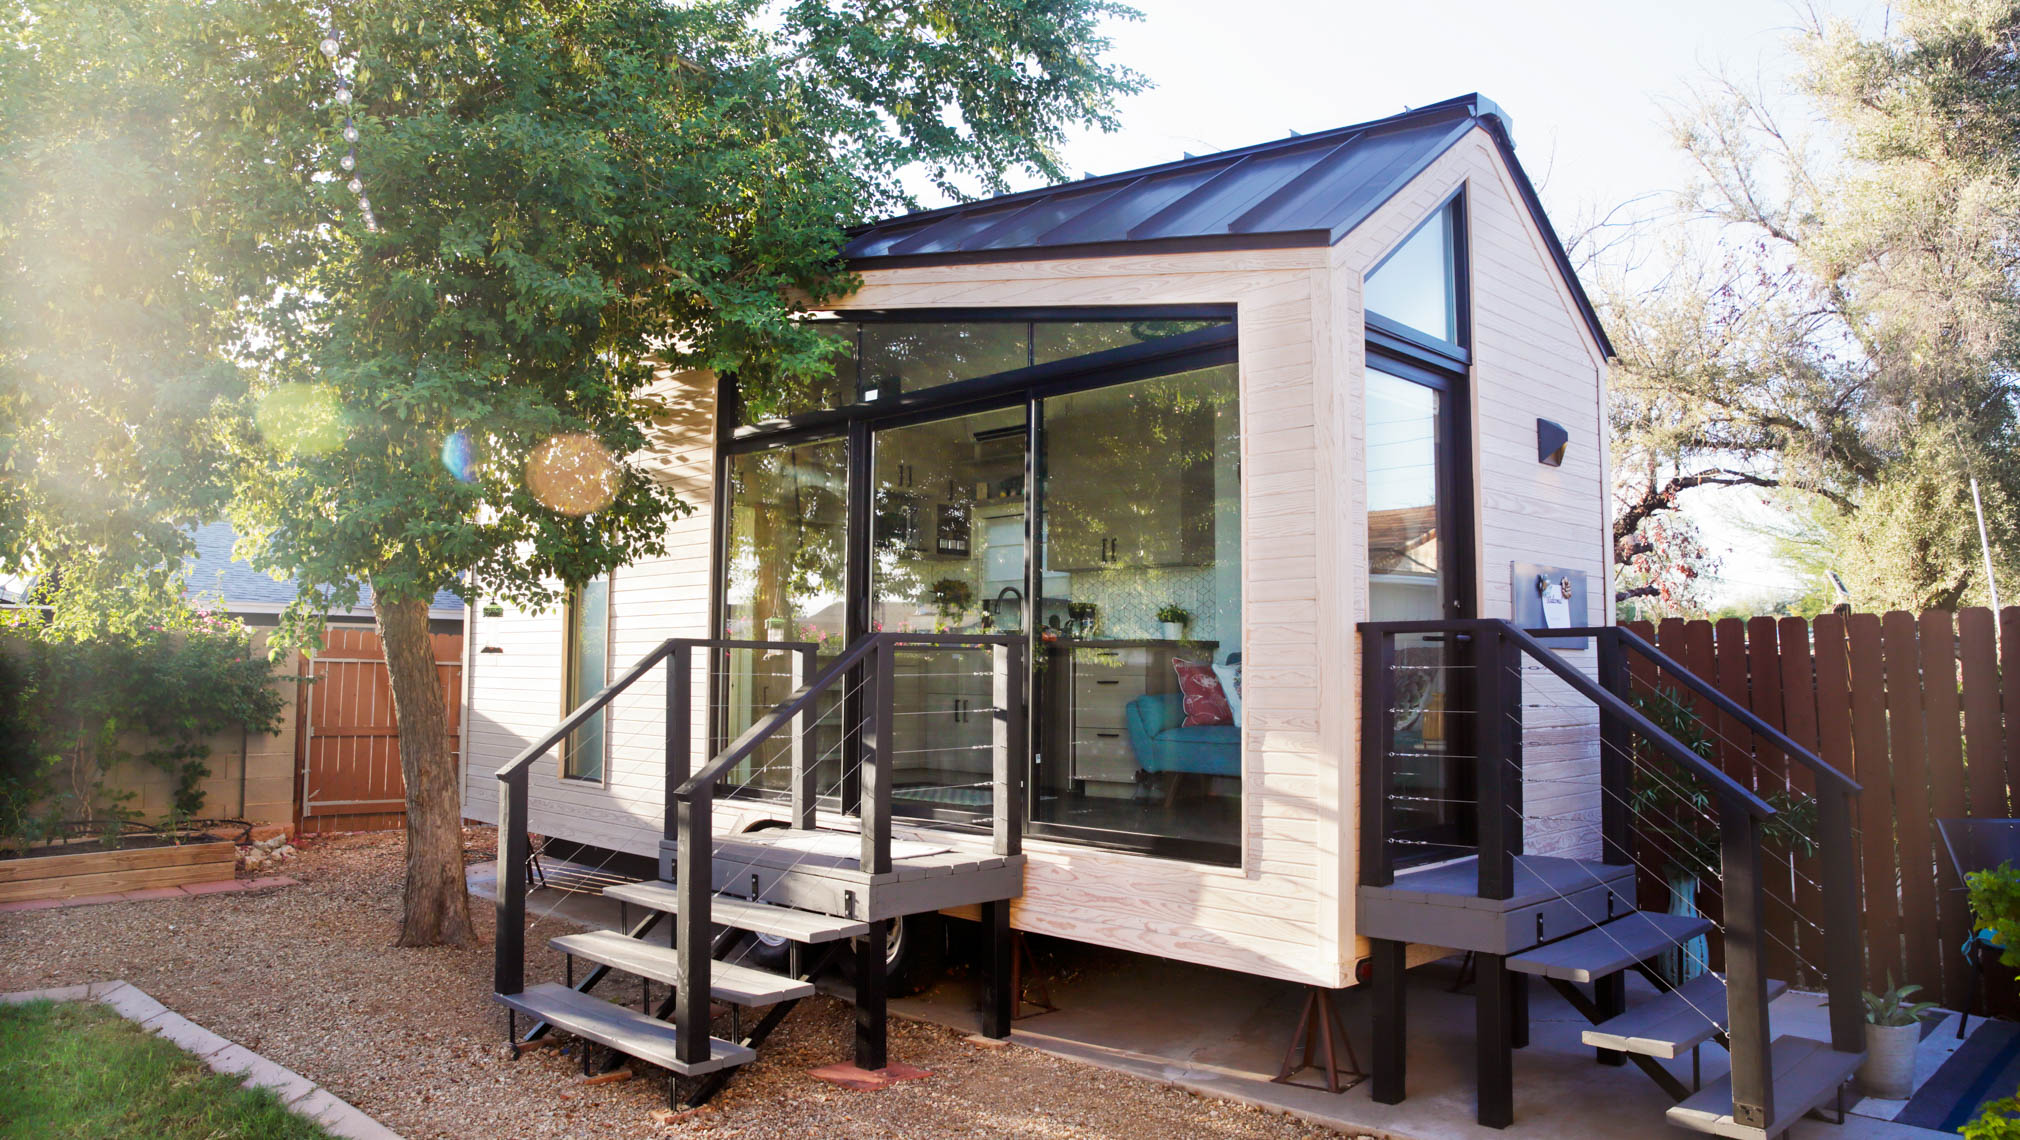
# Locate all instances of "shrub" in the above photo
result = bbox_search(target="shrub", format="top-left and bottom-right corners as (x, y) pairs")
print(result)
(0, 611), (286, 844)
(1966, 861), (2020, 969)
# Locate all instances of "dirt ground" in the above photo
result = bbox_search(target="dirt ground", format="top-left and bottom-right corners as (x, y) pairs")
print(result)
(0, 830), (1346, 1139)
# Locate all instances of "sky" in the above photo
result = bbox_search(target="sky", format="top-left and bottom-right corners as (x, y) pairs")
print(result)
(1024, 0), (1889, 606)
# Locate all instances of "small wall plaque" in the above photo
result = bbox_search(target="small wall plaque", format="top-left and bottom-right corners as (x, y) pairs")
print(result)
(1510, 561), (1589, 649)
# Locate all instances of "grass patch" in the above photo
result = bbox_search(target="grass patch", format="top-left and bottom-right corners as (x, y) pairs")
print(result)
(0, 999), (337, 1140)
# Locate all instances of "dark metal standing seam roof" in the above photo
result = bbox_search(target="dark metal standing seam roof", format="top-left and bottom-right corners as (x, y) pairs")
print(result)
(843, 93), (1613, 358)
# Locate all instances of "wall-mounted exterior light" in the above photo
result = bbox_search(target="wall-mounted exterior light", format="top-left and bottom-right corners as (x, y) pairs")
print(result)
(1537, 418), (1568, 466)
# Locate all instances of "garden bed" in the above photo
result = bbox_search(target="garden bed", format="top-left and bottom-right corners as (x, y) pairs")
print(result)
(0, 839), (237, 903)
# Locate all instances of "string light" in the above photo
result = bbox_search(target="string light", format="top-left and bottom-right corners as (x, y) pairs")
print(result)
(319, 21), (376, 232)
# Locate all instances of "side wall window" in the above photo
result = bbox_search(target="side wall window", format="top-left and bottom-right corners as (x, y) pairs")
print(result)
(563, 577), (610, 781)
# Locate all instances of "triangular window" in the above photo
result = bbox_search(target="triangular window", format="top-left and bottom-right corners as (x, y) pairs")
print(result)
(1365, 199), (1461, 347)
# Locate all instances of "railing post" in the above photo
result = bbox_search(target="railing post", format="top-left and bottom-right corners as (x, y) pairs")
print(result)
(1475, 624), (1518, 900)
(1721, 803), (1776, 1130)
(1360, 629), (1398, 888)
(673, 780), (712, 1066)
(861, 640), (893, 878)
(792, 646), (817, 831)
(664, 642), (690, 841)
(991, 640), (1024, 858)
(1596, 629), (1633, 866)
(495, 770), (528, 996)
(1819, 786), (1865, 1054)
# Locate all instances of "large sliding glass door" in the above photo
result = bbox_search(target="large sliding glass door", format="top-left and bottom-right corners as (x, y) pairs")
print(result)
(716, 311), (1244, 863)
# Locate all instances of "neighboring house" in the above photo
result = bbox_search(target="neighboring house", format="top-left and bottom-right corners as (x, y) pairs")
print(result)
(181, 522), (465, 630)
(470, 95), (1865, 1135)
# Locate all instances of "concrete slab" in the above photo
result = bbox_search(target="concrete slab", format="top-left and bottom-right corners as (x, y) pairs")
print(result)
(893, 944), (1950, 1140)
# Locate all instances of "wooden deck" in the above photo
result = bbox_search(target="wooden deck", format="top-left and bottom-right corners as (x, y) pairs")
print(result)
(658, 827), (1025, 923)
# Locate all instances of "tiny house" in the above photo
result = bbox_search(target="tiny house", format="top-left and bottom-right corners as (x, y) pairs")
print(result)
(471, 89), (1611, 980)
(470, 94), (1865, 1135)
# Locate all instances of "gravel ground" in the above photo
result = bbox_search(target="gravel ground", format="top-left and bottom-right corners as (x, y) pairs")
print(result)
(0, 829), (1348, 1139)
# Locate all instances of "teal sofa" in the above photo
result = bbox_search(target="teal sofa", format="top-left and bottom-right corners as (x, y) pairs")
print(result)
(1124, 692), (1241, 779)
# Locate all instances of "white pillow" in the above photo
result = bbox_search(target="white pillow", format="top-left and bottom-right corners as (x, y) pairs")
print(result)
(1212, 661), (1244, 727)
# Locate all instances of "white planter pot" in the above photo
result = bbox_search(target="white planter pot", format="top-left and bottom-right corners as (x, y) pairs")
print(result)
(1858, 1020), (1920, 1099)
(1160, 622), (1185, 641)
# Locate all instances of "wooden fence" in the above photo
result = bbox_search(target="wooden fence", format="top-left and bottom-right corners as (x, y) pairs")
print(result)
(1624, 609), (2020, 1013)
(296, 626), (463, 835)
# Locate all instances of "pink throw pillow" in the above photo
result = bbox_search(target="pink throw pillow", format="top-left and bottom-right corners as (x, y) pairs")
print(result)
(1173, 658), (1233, 726)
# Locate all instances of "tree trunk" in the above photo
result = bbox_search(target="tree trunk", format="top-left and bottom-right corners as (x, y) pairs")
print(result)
(375, 592), (474, 947)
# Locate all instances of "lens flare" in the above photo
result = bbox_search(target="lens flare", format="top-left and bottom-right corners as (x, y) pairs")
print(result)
(255, 384), (345, 456)
(525, 433), (619, 515)
(442, 430), (477, 483)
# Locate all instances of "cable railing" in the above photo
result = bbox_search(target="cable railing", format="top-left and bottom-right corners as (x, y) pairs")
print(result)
(1358, 618), (1863, 1133)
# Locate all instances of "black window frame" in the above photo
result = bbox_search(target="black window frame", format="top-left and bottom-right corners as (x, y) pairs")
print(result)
(710, 305), (1246, 866)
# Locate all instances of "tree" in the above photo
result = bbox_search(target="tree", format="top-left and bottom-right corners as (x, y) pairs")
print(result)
(1602, 0), (2020, 613)
(2, 0), (1142, 946)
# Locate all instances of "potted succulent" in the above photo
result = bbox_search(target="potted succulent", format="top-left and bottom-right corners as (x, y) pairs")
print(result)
(1858, 978), (1938, 1099)
(1156, 604), (1192, 641)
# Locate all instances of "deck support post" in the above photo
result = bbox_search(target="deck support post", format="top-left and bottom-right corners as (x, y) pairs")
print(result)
(1508, 971), (1528, 1049)
(980, 897), (1014, 1039)
(1370, 938), (1407, 1104)
(854, 920), (889, 1071)
(1476, 952), (1514, 1129)
(1594, 972), (1625, 1065)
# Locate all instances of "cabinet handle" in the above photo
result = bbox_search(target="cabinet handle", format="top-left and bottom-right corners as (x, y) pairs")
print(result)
(1096, 732), (1120, 739)
(1095, 679), (1119, 686)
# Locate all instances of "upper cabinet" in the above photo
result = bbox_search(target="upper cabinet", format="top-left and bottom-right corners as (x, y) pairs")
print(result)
(1040, 372), (1224, 572)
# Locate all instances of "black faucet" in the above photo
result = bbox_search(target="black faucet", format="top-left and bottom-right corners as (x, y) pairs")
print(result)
(991, 585), (1024, 629)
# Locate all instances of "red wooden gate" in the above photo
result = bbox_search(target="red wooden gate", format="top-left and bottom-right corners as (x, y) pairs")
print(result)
(297, 627), (464, 835)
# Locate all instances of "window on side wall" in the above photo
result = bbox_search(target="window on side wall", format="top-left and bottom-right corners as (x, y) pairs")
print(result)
(1363, 196), (1463, 350)
(563, 577), (610, 782)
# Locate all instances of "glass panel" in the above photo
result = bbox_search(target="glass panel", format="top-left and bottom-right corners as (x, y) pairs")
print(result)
(1364, 202), (1458, 344)
(859, 322), (1030, 401)
(565, 579), (609, 781)
(870, 407), (1029, 821)
(1033, 363), (1242, 850)
(736, 322), (856, 426)
(721, 439), (849, 795)
(1365, 366), (1473, 859)
(1030, 319), (1228, 365)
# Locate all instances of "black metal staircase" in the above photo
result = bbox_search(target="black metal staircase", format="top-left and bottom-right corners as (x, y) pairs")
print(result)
(1358, 619), (1865, 1137)
(491, 633), (1027, 1107)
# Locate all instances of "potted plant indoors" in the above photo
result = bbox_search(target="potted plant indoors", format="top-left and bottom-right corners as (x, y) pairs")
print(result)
(1859, 978), (1938, 1099)
(1156, 604), (1192, 641)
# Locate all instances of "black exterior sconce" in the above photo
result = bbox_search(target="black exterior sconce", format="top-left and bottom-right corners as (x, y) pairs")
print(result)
(1537, 418), (1568, 466)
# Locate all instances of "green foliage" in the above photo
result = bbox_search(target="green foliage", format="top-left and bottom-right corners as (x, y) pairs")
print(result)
(1604, 0), (2020, 614)
(0, 999), (337, 1139)
(0, 608), (287, 843)
(1628, 685), (1818, 880)
(1967, 860), (2020, 968)
(1862, 976), (1941, 1027)
(1156, 604), (1193, 625)
(1965, 1088), (2020, 1139)
(1, 0), (1145, 638)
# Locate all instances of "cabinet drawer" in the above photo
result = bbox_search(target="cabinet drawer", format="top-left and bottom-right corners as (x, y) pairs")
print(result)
(1073, 670), (1148, 708)
(1074, 646), (1152, 673)
(1072, 730), (1136, 782)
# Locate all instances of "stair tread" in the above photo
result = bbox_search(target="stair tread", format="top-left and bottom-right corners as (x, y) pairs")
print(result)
(1580, 974), (1790, 1059)
(1665, 1035), (1862, 1139)
(494, 983), (754, 1076)
(1507, 910), (1714, 982)
(549, 930), (815, 1006)
(603, 881), (870, 943)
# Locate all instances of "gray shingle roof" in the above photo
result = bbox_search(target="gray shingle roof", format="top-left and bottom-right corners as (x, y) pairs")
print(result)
(844, 93), (1611, 357)
(182, 522), (464, 618)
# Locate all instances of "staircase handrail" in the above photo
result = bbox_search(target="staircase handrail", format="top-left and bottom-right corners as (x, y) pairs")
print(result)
(1575, 625), (1860, 794)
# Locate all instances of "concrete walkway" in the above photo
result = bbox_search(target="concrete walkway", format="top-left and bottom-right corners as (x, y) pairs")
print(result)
(896, 945), (1954, 1140)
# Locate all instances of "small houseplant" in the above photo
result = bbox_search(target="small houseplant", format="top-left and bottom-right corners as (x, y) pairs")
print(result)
(1859, 978), (1937, 1098)
(1156, 604), (1192, 641)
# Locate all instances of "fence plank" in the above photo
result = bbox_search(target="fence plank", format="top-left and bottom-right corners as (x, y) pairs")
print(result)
(1959, 608), (2006, 818)
(1747, 616), (1800, 986)
(1713, 618), (1753, 789)
(1920, 610), (1972, 1010)
(1847, 613), (1900, 991)
(1776, 617), (1824, 988)
(2003, 608), (2020, 820)
(1883, 611), (1940, 997)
